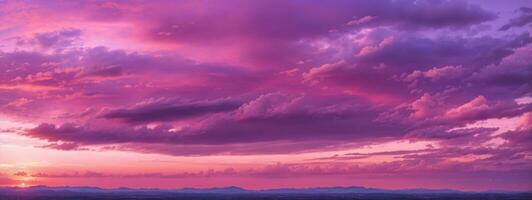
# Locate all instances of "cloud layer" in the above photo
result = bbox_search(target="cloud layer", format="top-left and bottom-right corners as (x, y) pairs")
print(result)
(0, 0), (531, 190)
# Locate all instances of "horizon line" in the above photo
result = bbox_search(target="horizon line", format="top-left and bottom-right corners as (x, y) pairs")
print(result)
(3, 184), (531, 193)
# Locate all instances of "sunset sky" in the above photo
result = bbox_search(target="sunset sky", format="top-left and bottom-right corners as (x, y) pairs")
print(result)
(0, 0), (531, 192)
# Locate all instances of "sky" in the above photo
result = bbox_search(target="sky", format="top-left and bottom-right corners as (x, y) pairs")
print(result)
(0, 0), (531, 192)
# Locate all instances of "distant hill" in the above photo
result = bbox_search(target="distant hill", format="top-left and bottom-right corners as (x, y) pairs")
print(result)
(0, 185), (474, 194)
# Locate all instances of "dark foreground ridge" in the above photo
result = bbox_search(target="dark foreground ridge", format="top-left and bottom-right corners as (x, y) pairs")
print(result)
(0, 185), (530, 200)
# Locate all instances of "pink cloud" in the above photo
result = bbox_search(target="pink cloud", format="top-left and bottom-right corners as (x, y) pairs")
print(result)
(410, 93), (442, 119)
(406, 65), (463, 81)
(446, 96), (490, 119)
(0, 0), (531, 191)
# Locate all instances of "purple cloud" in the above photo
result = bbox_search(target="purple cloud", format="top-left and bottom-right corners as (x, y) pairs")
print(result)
(17, 28), (82, 49)
(102, 98), (242, 123)
(0, 2), (530, 187)
(499, 7), (532, 31)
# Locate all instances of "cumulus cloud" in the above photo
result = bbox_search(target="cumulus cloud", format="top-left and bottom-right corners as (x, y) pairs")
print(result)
(410, 93), (443, 119)
(446, 96), (489, 119)
(406, 65), (463, 81)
